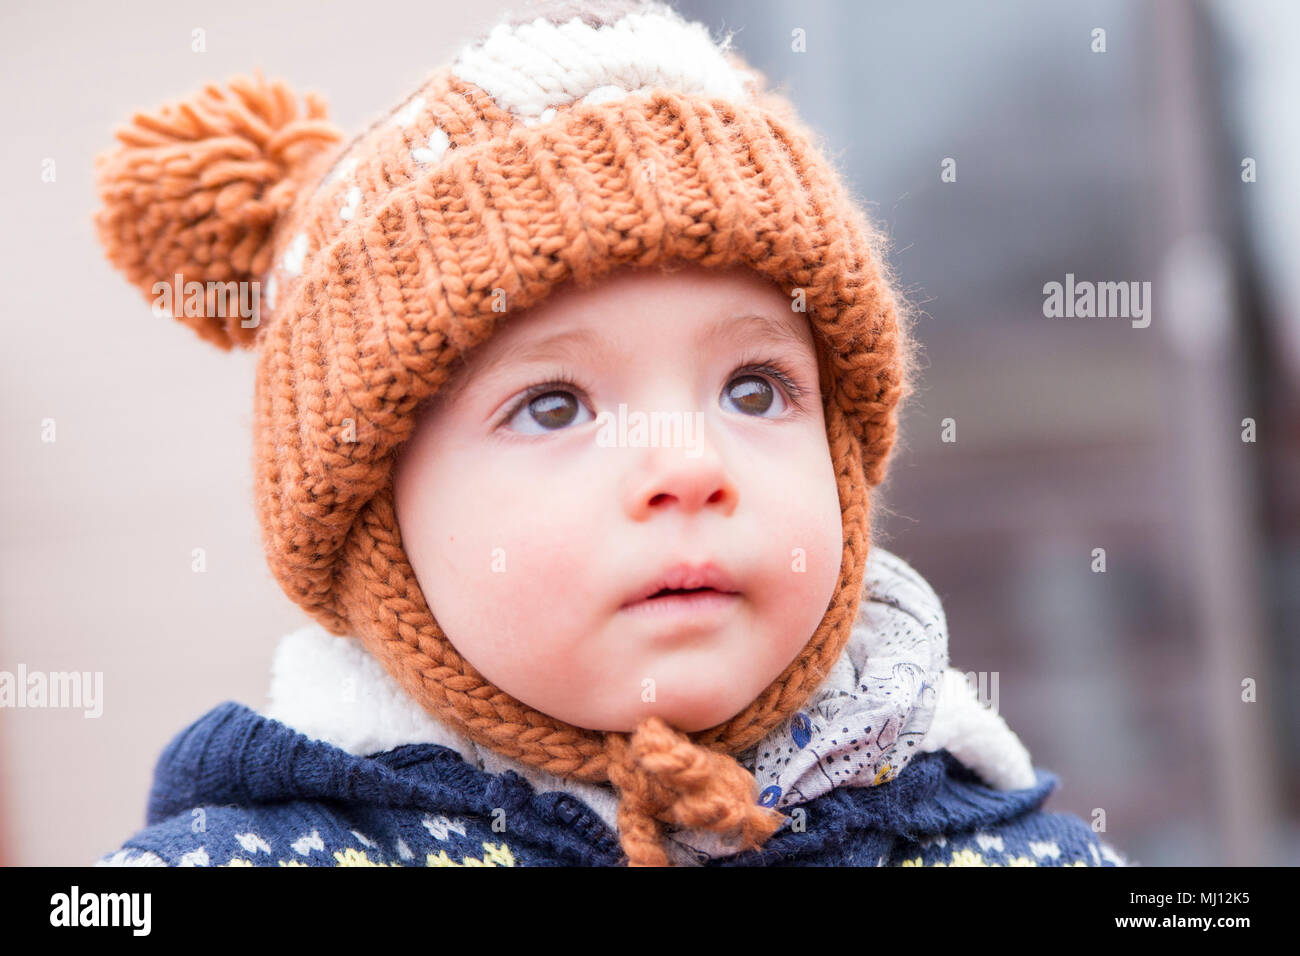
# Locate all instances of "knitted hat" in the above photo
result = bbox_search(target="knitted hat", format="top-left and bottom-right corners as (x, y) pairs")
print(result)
(93, 0), (915, 866)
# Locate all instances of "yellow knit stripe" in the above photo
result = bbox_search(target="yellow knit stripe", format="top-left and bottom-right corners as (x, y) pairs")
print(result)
(898, 847), (1099, 867)
(217, 840), (517, 867)
(426, 842), (516, 867)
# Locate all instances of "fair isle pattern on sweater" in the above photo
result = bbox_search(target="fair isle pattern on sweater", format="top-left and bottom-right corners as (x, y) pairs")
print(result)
(94, 700), (1129, 867)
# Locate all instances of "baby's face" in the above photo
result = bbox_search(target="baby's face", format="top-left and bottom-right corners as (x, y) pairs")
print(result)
(393, 263), (843, 733)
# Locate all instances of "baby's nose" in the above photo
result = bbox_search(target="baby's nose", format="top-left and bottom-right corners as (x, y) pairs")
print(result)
(624, 443), (738, 520)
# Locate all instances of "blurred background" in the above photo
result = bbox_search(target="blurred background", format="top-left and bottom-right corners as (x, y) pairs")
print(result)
(1, 0), (1295, 866)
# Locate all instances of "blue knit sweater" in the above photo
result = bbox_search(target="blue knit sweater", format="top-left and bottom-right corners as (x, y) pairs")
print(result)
(95, 700), (1127, 867)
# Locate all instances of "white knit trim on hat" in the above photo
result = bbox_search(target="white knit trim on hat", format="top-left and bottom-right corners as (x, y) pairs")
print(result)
(449, 3), (758, 126)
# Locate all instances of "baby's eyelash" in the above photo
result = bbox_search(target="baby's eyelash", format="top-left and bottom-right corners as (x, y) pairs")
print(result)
(730, 353), (808, 413)
(496, 368), (589, 427)
(496, 354), (811, 429)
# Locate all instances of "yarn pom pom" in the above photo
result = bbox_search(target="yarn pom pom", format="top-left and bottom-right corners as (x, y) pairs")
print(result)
(94, 71), (344, 349)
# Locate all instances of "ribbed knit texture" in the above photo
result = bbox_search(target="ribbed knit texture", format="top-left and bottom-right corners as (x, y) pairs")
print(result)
(92, 0), (919, 865)
(95, 702), (1128, 867)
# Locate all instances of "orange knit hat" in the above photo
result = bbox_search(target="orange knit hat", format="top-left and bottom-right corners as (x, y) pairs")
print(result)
(93, 0), (915, 866)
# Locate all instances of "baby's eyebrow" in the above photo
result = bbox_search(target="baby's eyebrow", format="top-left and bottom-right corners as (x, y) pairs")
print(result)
(458, 310), (812, 400)
(710, 311), (812, 354)
(454, 328), (608, 402)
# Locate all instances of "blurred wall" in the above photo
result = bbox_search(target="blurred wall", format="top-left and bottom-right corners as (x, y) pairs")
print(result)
(0, 0), (515, 868)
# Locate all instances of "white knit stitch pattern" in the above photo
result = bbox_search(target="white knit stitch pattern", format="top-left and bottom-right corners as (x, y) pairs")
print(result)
(291, 830), (324, 856)
(281, 232), (308, 277)
(339, 185), (361, 221)
(422, 814), (469, 841)
(449, 4), (757, 125)
(178, 846), (209, 866)
(1030, 840), (1062, 860)
(234, 832), (272, 855)
(411, 127), (451, 165)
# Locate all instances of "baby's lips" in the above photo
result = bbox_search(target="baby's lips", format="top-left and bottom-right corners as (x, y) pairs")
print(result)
(620, 559), (741, 608)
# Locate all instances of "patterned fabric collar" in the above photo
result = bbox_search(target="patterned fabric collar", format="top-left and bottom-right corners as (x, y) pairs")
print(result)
(261, 546), (1035, 866)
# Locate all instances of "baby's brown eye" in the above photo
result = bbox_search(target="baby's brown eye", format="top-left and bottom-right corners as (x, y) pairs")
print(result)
(724, 375), (778, 416)
(528, 392), (579, 429)
(504, 388), (593, 434)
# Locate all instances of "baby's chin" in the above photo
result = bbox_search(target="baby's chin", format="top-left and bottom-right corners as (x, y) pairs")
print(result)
(634, 696), (754, 735)
(583, 668), (770, 735)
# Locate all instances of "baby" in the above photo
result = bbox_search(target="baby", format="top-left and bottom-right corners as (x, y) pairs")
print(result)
(91, 0), (1128, 867)
(392, 261), (845, 740)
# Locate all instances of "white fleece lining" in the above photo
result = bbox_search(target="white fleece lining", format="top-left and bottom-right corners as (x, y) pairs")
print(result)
(262, 624), (480, 763)
(919, 668), (1036, 790)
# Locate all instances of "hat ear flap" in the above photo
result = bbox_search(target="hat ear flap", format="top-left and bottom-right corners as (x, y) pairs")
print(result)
(93, 71), (345, 350)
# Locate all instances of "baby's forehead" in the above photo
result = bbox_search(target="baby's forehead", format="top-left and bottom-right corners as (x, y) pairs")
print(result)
(509, 265), (808, 338)
(422, 264), (819, 396)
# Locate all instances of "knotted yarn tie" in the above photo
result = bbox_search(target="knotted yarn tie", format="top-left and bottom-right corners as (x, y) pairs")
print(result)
(604, 715), (787, 867)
